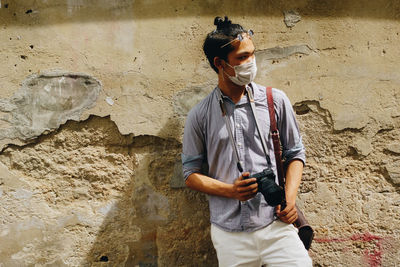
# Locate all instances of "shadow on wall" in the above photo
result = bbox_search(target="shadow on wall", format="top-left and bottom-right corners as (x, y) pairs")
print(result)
(0, 114), (216, 266)
(0, 0), (400, 26)
(84, 116), (217, 267)
(0, 71), (217, 265)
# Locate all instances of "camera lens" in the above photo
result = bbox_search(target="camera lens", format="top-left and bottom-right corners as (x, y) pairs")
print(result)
(259, 179), (284, 206)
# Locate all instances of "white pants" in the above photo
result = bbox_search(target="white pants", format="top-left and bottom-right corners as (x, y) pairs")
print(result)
(211, 220), (312, 267)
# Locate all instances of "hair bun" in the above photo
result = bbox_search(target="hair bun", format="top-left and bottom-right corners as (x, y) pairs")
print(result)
(214, 16), (232, 30)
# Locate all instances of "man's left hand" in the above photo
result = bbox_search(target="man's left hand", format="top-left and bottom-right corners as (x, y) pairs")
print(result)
(276, 201), (298, 224)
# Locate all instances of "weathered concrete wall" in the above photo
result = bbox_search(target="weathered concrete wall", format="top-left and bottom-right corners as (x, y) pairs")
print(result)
(0, 0), (399, 266)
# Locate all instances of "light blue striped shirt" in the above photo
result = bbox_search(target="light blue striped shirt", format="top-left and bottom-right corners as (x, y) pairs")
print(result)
(182, 82), (305, 232)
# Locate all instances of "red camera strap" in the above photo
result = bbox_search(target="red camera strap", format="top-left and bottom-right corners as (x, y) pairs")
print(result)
(266, 87), (285, 187)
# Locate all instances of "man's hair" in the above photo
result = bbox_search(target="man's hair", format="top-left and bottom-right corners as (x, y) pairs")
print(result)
(203, 16), (246, 73)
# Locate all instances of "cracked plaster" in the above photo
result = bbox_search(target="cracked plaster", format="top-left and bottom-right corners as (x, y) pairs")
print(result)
(1, 1), (400, 266)
(0, 71), (101, 150)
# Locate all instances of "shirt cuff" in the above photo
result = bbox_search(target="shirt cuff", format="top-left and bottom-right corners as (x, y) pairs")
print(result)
(181, 153), (204, 181)
(282, 141), (306, 166)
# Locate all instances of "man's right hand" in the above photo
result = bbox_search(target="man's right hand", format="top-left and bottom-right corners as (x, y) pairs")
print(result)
(230, 172), (258, 201)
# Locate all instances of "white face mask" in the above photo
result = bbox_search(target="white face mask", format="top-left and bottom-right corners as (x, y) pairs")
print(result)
(224, 57), (257, 86)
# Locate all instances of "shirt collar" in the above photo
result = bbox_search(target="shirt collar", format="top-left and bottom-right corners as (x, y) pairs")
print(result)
(216, 82), (255, 104)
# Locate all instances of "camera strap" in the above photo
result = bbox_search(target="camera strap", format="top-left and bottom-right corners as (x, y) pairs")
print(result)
(266, 87), (315, 250)
(266, 87), (285, 187)
(216, 86), (273, 173)
(217, 88), (245, 172)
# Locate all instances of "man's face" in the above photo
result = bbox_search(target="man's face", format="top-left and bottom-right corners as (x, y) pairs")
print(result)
(223, 37), (255, 76)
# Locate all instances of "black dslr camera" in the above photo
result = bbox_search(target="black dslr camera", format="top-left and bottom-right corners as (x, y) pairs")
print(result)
(246, 168), (284, 206)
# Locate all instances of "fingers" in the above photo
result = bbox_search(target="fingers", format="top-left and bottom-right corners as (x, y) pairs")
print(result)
(275, 204), (281, 215)
(283, 213), (298, 224)
(277, 202), (294, 216)
(236, 180), (257, 191)
(234, 173), (258, 201)
(277, 205), (298, 224)
(233, 172), (261, 201)
(238, 172), (250, 181)
(235, 173), (256, 189)
(237, 173), (256, 186)
(282, 209), (298, 223)
(237, 184), (258, 199)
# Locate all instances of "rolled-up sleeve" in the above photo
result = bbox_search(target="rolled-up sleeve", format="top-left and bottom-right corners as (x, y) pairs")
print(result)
(182, 107), (206, 181)
(275, 90), (306, 165)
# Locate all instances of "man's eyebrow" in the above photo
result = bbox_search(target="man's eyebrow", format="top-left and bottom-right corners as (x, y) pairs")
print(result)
(237, 49), (255, 55)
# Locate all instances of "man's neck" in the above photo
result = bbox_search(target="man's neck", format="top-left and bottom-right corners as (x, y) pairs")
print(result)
(218, 75), (246, 104)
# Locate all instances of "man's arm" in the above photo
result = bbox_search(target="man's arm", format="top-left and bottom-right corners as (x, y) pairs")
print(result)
(276, 159), (303, 223)
(186, 172), (258, 201)
(273, 89), (306, 224)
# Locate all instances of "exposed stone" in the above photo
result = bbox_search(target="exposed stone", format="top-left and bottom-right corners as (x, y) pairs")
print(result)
(0, 161), (27, 189)
(386, 143), (400, 154)
(385, 161), (400, 185)
(0, 116), (214, 266)
(1, 1), (400, 266)
(12, 188), (33, 199)
(296, 103), (400, 266)
(332, 111), (368, 131)
(351, 137), (373, 157)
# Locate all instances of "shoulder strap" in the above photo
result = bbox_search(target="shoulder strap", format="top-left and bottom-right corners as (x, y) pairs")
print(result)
(266, 87), (285, 187)
(246, 87), (272, 168)
(216, 89), (244, 172)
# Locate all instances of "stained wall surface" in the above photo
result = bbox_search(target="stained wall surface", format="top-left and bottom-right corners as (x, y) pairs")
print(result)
(0, 1), (399, 266)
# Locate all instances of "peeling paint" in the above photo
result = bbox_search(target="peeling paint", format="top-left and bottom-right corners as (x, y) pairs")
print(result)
(293, 100), (333, 126)
(284, 10), (301, 28)
(256, 45), (313, 62)
(0, 71), (101, 148)
(173, 80), (216, 117)
(105, 96), (114, 106)
(1, 2), (400, 266)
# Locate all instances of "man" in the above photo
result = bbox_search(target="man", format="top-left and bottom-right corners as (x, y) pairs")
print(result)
(182, 16), (312, 266)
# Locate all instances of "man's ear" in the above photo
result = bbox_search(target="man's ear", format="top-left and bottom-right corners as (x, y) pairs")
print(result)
(214, 57), (223, 70)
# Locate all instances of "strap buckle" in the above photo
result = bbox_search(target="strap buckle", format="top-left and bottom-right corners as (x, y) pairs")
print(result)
(271, 129), (279, 135)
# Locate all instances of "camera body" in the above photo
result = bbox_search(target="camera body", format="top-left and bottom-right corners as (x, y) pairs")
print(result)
(247, 168), (285, 206)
